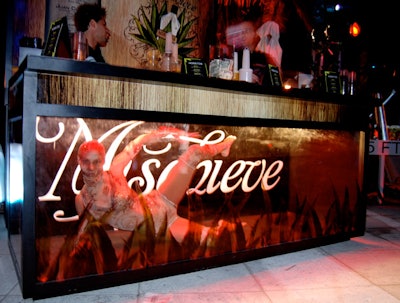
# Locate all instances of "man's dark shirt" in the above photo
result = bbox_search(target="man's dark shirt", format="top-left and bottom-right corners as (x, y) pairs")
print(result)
(88, 46), (106, 63)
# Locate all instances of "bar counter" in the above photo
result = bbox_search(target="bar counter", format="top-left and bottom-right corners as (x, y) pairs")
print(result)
(12, 55), (364, 124)
(6, 55), (369, 299)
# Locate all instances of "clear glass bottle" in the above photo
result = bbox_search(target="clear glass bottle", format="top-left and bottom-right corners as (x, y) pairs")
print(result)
(160, 32), (173, 72)
(171, 42), (181, 73)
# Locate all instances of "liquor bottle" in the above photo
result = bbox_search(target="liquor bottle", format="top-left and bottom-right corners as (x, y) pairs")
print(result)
(171, 42), (181, 73)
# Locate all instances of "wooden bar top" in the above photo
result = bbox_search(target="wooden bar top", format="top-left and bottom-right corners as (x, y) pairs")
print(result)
(12, 55), (368, 128)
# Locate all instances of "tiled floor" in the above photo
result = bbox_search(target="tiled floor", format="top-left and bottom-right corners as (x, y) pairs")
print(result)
(1, 202), (400, 303)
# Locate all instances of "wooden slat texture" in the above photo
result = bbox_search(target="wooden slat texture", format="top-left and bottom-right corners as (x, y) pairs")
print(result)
(38, 73), (342, 123)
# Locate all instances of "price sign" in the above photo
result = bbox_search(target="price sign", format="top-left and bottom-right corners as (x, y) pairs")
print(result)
(183, 58), (208, 77)
(324, 71), (340, 94)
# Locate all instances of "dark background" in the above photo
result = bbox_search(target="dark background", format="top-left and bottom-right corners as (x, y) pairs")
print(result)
(354, 0), (400, 124)
(310, 0), (400, 68)
(293, 0), (400, 123)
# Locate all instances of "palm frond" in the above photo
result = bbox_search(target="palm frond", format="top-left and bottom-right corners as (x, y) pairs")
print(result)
(139, 6), (158, 45)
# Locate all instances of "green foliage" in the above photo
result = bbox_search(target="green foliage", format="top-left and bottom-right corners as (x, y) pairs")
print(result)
(128, 0), (197, 57)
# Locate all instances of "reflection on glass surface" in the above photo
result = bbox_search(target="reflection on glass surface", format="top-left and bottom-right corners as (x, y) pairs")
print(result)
(34, 117), (366, 284)
(0, 146), (4, 205)
(9, 143), (23, 204)
(8, 142), (23, 277)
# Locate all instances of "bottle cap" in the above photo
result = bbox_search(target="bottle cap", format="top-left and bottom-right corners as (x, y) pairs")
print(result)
(171, 5), (178, 14)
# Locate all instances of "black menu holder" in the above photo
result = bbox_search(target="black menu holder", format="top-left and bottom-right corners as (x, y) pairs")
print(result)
(324, 71), (340, 94)
(183, 58), (208, 77)
(262, 64), (282, 88)
(42, 16), (72, 58)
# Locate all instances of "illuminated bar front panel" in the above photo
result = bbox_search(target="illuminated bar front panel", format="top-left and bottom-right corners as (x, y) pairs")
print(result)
(6, 56), (368, 299)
